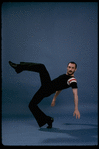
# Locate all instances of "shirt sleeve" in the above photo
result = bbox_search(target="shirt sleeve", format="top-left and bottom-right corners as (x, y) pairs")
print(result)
(70, 82), (78, 88)
(67, 78), (78, 88)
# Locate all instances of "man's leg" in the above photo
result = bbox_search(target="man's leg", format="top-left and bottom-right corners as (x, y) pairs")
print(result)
(9, 61), (54, 128)
(9, 61), (51, 86)
(28, 87), (54, 128)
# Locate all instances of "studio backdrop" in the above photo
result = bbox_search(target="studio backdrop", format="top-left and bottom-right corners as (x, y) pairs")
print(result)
(2, 2), (98, 117)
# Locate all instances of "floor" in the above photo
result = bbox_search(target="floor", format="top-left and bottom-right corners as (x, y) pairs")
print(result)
(2, 110), (98, 146)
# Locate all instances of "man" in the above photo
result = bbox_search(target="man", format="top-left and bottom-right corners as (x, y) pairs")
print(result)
(9, 61), (80, 128)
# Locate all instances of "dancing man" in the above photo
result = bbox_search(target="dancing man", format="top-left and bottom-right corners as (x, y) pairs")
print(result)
(9, 61), (80, 128)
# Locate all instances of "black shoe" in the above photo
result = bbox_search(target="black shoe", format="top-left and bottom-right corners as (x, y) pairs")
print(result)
(9, 61), (22, 73)
(47, 117), (54, 129)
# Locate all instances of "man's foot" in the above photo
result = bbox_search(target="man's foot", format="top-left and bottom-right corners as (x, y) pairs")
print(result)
(47, 117), (54, 129)
(9, 61), (22, 73)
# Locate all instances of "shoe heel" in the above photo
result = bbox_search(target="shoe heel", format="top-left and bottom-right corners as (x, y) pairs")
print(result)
(47, 117), (54, 128)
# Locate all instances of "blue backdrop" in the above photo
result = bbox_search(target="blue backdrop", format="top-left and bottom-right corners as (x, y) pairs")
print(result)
(2, 2), (98, 118)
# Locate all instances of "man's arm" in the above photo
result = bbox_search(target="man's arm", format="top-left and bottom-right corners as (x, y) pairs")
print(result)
(72, 88), (80, 119)
(51, 90), (62, 107)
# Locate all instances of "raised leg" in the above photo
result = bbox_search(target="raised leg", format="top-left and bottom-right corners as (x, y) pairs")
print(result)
(20, 62), (51, 86)
(9, 61), (51, 86)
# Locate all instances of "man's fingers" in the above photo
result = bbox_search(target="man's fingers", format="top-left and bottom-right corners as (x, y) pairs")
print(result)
(73, 112), (75, 116)
(78, 114), (80, 119)
(51, 103), (55, 107)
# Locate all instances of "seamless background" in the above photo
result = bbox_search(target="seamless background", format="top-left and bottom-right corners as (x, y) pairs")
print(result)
(1, 2), (98, 145)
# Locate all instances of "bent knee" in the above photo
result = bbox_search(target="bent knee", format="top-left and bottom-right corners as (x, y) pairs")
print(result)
(28, 100), (37, 110)
(40, 64), (46, 69)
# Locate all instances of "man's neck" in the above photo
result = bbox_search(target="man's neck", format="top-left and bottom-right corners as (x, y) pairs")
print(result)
(66, 73), (74, 77)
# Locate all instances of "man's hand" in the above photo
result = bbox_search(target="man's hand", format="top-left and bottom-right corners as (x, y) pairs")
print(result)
(73, 110), (80, 119)
(51, 90), (61, 107)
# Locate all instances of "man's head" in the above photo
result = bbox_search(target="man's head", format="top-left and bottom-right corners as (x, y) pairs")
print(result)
(66, 62), (77, 76)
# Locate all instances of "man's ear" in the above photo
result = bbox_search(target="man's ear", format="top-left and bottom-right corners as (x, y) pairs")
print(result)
(75, 68), (77, 72)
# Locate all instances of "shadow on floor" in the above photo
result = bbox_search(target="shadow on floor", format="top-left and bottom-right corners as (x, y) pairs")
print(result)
(39, 123), (98, 145)
(64, 123), (97, 127)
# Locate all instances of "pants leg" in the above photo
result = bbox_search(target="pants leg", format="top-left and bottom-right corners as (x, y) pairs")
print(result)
(21, 62), (52, 127)
(20, 62), (51, 86)
(28, 87), (51, 127)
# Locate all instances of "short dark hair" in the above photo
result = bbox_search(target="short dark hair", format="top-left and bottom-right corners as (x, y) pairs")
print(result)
(67, 62), (77, 69)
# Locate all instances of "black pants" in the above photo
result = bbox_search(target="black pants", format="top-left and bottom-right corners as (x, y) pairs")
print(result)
(20, 62), (53, 127)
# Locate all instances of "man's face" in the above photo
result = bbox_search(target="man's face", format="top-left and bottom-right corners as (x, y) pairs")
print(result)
(67, 63), (77, 76)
